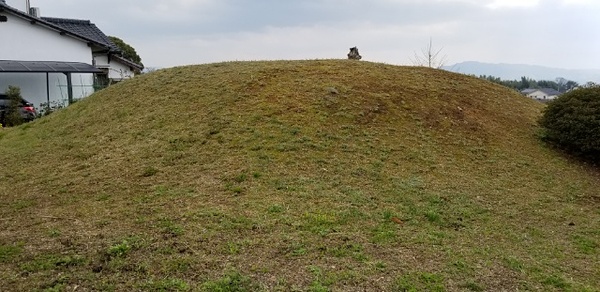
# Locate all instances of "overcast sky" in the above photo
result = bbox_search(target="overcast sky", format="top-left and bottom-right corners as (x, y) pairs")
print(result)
(26, 0), (600, 69)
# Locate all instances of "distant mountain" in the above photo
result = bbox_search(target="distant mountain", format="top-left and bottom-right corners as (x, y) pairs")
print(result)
(443, 61), (600, 84)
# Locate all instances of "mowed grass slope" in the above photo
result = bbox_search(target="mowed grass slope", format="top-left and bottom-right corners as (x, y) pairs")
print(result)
(0, 60), (599, 291)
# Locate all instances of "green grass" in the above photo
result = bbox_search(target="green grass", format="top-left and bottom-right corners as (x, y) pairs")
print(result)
(0, 243), (23, 263)
(0, 60), (599, 290)
(392, 272), (445, 292)
(201, 270), (258, 291)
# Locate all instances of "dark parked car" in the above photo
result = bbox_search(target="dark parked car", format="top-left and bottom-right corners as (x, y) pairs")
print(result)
(0, 93), (37, 125)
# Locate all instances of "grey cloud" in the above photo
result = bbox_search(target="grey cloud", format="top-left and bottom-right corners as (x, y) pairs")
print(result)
(29, 0), (600, 69)
(38, 0), (489, 35)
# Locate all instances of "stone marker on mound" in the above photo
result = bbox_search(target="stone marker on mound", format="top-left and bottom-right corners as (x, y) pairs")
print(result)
(348, 47), (362, 60)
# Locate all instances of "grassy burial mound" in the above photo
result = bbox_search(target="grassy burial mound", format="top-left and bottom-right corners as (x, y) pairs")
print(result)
(0, 60), (599, 291)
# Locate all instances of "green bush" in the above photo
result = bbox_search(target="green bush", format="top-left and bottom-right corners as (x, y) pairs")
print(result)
(38, 99), (67, 117)
(539, 85), (600, 163)
(3, 86), (25, 127)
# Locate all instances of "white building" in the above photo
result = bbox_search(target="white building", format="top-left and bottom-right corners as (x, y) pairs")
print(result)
(0, 0), (142, 110)
(521, 88), (562, 101)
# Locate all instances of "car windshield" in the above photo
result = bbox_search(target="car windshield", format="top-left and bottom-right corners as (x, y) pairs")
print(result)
(1, 94), (32, 105)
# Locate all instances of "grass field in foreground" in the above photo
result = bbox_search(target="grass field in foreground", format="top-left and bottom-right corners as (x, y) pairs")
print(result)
(0, 60), (599, 291)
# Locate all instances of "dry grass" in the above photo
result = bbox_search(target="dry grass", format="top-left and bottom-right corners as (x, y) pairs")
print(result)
(0, 60), (599, 291)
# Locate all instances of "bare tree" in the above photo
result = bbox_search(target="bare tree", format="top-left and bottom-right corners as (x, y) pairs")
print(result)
(411, 38), (447, 69)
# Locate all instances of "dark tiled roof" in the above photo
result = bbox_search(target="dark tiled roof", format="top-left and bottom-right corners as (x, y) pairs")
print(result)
(521, 88), (537, 94)
(42, 17), (142, 69)
(539, 88), (561, 96)
(42, 17), (120, 53)
(522, 88), (561, 96)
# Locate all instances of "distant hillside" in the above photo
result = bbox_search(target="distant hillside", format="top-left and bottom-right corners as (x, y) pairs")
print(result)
(1, 60), (599, 291)
(444, 61), (600, 84)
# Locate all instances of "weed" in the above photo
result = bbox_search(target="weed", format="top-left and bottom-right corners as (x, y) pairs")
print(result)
(503, 256), (525, 273)
(158, 219), (185, 237)
(96, 193), (111, 201)
(308, 266), (330, 292)
(449, 259), (469, 272)
(107, 240), (132, 258)
(572, 234), (598, 254)
(292, 247), (307, 256)
(20, 254), (85, 273)
(327, 243), (366, 261)
(48, 229), (61, 237)
(165, 259), (192, 273)
(290, 127), (301, 136)
(41, 274), (70, 292)
(303, 211), (337, 236)
(425, 210), (442, 223)
(392, 272), (445, 292)
(0, 243), (23, 262)
(231, 186), (243, 194)
(287, 241), (308, 257)
(95, 219), (111, 228)
(542, 274), (570, 289)
(392, 176), (425, 194)
(233, 173), (248, 183)
(371, 223), (397, 244)
(226, 241), (241, 255)
(141, 166), (159, 177)
(143, 278), (190, 291)
(201, 270), (257, 291)
(382, 210), (394, 221)
(153, 185), (168, 196)
(375, 261), (386, 271)
(309, 281), (329, 292)
(54, 255), (86, 267)
(273, 179), (294, 191)
(267, 204), (284, 213)
(461, 280), (484, 291)
(11, 200), (34, 210)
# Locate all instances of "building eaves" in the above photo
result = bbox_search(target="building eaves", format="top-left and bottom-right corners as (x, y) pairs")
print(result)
(0, 2), (112, 52)
(0, 59), (102, 73)
(42, 17), (121, 53)
(112, 54), (144, 71)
